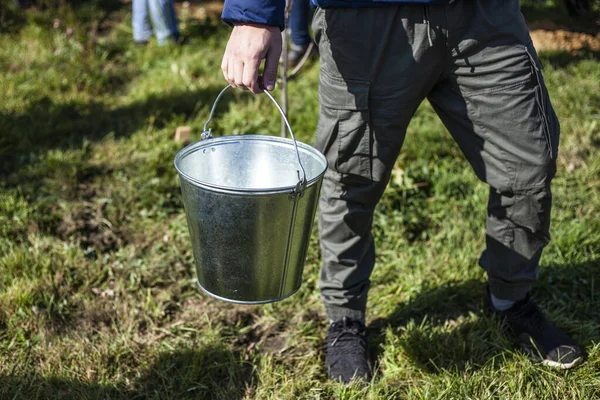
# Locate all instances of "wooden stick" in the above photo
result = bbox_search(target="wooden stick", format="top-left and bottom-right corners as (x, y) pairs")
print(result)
(280, 0), (295, 138)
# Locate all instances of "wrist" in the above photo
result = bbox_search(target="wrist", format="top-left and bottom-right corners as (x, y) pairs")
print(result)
(234, 23), (279, 31)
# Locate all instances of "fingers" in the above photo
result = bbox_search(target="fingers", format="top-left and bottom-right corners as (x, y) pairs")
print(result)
(221, 56), (228, 85)
(222, 36), (242, 89)
(221, 44), (236, 88)
(222, 37), (253, 91)
(221, 24), (282, 93)
(233, 57), (245, 90)
(262, 47), (281, 91)
(243, 55), (262, 93)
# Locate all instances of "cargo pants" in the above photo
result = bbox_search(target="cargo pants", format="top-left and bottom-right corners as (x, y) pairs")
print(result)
(313, 0), (560, 322)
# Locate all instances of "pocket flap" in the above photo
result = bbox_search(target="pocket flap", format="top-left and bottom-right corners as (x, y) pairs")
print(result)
(318, 71), (369, 111)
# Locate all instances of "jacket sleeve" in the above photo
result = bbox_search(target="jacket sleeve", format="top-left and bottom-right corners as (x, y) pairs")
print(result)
(221, 0), (286, 31)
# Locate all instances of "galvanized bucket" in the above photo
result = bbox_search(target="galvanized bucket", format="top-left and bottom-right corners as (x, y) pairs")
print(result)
(174, 85), (327, 304)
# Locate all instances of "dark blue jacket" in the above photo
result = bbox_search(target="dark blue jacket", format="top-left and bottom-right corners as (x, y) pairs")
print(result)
(222, 0), (452, 31)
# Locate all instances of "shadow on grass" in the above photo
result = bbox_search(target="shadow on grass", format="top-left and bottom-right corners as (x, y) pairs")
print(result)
(0, 0), (129, 37)
(0, 345), (254, 400)
(0, 84), (246, 180)
(368, 260), (600, 374)
(0, 1), (27, 33)
(131, 347), (254, 399)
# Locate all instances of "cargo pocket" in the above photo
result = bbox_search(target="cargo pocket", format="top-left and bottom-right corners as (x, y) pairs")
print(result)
(316, 71), (371, 180)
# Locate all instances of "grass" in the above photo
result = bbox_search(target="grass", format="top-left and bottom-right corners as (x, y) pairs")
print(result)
(0, 0), (599, 399)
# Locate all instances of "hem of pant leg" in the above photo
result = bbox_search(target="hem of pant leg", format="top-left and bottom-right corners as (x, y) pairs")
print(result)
(157, 35), (177, 46)
(133, 34), (152, 42)
(325, 305), (366, 323)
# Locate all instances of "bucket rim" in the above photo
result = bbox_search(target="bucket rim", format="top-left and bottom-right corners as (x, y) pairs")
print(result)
(173, 134), (328, 194)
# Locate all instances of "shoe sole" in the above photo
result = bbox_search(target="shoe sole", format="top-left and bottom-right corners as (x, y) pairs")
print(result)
(542, 356), (584, 370)
(521, 343), (584, 370)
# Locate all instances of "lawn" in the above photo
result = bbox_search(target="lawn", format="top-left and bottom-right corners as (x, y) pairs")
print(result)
(0, 0), (599, 399)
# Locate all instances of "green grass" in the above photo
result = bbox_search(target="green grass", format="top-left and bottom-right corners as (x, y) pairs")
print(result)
(1, 1), (599, 399)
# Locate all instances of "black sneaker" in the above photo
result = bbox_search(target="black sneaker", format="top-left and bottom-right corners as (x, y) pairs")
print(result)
(485, 287), (584, 369)
(325, 317), (372, 384)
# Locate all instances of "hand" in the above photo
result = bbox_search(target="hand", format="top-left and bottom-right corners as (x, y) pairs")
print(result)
(221, 23), (282, 93)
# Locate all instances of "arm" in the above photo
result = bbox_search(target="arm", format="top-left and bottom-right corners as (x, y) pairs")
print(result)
(221, 0), (285, 93)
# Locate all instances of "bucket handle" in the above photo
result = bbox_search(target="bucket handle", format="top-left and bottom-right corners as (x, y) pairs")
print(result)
(201, 85), (307, 197)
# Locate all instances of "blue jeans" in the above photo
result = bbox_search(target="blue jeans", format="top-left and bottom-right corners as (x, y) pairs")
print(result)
(290, 0), (312, 46)
(132, 0), (179, 45)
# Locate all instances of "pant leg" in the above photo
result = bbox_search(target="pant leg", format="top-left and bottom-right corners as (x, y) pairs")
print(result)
(312, 6), (445, 321)
(427, 0), (559, 301)
(290, 0), (312, 47)
(132, 0), (153, 42)
(147, 0), (179, 45)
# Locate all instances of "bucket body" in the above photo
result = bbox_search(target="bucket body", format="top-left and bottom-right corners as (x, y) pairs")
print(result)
(175, 135), (327, 304)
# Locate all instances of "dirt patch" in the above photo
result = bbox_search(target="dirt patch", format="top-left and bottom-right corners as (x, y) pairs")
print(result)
(528, 20), (600, 53)
(77, 306), (115, 332)
(57, 197), (127, 254)
(260, 334), (288, 355)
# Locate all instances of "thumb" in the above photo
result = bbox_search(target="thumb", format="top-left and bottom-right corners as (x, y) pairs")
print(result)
(262, 49), (280, 91)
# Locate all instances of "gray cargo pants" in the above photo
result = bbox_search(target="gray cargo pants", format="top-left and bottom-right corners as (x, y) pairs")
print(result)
(313, 0), (560, 322)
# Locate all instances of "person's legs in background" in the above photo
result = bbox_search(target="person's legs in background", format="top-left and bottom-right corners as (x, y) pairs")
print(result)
(133, 0), (179, 45)
(288, 0), (313, 66)
(147, 0), (179, 45)
(132, 0), (153, 44)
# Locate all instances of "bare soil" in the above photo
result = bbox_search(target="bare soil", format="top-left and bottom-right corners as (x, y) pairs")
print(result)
(528, 19), (600, 53)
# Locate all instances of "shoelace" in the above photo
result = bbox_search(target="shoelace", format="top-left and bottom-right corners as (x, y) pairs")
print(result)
(327, 320), (367, 348)
(510, 299), (546, 336)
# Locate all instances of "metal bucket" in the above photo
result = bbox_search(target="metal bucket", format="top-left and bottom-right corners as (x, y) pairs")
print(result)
(174, 85), (327, 304)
